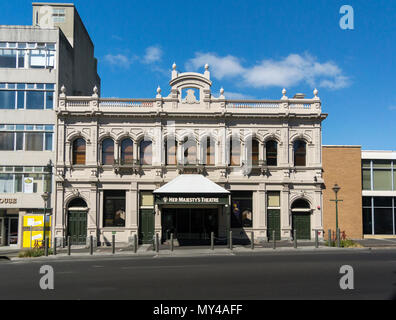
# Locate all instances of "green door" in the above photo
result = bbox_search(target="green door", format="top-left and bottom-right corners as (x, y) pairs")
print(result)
(139, 209), (155, 244)
(68, 211), (87, 245)
(293, 213), (311, 240)
(267, 209), (281, 240)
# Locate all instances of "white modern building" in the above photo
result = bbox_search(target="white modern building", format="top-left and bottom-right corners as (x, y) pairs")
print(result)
(54, 64), (327, 246)
(0, 2), (100, 248)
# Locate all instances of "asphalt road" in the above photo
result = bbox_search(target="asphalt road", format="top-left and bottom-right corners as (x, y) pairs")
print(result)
(0, 250), (396, 300)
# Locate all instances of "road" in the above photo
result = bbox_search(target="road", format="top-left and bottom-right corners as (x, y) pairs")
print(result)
(0, 250), (395, 300)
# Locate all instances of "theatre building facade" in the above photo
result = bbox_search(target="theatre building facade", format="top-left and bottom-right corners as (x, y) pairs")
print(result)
(53, 65), (327, 246)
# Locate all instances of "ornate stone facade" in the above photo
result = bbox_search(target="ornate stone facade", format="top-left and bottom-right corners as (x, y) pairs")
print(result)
(54, 64), (327, 246)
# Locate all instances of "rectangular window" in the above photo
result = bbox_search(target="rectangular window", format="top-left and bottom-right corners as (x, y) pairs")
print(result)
(0, 90), (15, 109)
(0, 132), (15, 150)
(373, 169), (392, 191)
(17, 91), (25, 109)
(25, 132), (44, 151)
(45, 91), (54, 109)
(26, 91), (44, 109)
(362, 207), (373, 235)
(103, 190), (126, 227)
(29, 49), (46, 68)
(374, 208), (393, 235)
(231, 192), (253, 228)
(362, 169), (371, 190)
(0, 49), (17, 68)
(140, 191), (154, 207)
(45, 133), (53, 151)
(267, 191), (280, 207)
(0, 174), (13, 193)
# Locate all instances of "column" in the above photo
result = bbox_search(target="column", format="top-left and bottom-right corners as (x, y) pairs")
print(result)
(87, 183), (98, 246)
(127, 183), (138, 245)
(281, 185), (292, 240)
(257, 184), (267, 241)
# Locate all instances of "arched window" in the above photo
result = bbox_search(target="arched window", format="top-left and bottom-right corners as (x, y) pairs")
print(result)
(102, 138), (114, 165)
(251, 139), (259, 165)
(72, 138), (86, 165)
(205, 137), (215, 166)
(120, 139), (133, 165)
(230, 137), (240, 166)
(165, 139), (177, 165)
(266, 140), (278, 166)
(291, 199), (310, 210)
(293, 140), (306, 167)
(140, 140), (152, 165)
(183, 138), (197, 165)
(68, 197), (88, 209)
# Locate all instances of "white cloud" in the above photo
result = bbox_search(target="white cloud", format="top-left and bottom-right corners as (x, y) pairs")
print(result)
(104, 54), (134, 68)
(185, 52), (245, 79)
(223, 92), (254, 100)
(143, 46), (163, 64)
(186, 52), (350, 90)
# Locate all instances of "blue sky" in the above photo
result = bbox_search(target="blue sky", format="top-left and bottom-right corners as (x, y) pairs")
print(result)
(1, 0), (395, 150)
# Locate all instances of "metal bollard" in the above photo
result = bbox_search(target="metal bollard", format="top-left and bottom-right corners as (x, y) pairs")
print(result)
(54, 238), (57, 256)
(294, 230), (297, 249)
(152, 236), (155, 251)
(45, 237), (49, 256)
(210, 232), (214, 251)
(170, 233), (174, 252)
(328, 229), (332, 247)
(90, 235), (93, 255)
(67, 236), (71, 256)
(251, 232), (254, 250)
(315, 230), (319, 248)
(337, 228), (341, 248)
(229, 231), (233, 250)
(273, 230), (276, 250)
(112, 234), (115, 254)
(134, 234), (138, 253)
(156, 233), (159, 253)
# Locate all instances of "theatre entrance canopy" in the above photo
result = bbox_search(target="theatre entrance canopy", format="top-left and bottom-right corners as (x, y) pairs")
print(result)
(153, 175), (230, 206)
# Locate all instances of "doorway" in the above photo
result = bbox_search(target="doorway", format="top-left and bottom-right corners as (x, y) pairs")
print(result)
(139, 209), (155, 244)
(6, 217), (18, 246)
(67, 198), (88, 245)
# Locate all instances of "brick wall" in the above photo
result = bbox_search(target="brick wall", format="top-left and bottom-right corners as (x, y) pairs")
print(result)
(322, 146), (363, 239)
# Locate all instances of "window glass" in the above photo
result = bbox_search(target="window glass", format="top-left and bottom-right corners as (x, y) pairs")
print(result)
(373, 169), (392, 190)
(17, 91), (25, 109)
(26, 91), (44, 109)
(0, 49), (17, 68)
(0, 174), (13, 193)
(374, 197), (393, 207)
(103, 190), (126, 227)
(0, 90), (15, 109)
(294, 140), (306, 166)
(230, 137), (240, 166)
(231, 192), (253, 228)
(45, 133), (53, 151)
(166, 140), (177, 165)
(45, 91), (54, 109)
(267, 192), (280, 207)
(102, 139), (114, 165)
(183, 139), (197, 165)
(16, 132), (23, 150)
(362, 197), (372, 207)
(373, 160), (392, 168)
(140, 140), (152, 165)
(266, 140), (278, 166)
(362, 207), (372, 235)
(29, 49), (46, 68)
(251, 140), (259, 165)
(0, 132), (15, 150)
(121, 139), (133, 164)
(362, 169), (371, 190)
(72, 139), (86, 165)
(140, 192), (154, 207)
(374, 208), (393, 234)
(205, 138), (215, 165)
(25, 133), (43, 151)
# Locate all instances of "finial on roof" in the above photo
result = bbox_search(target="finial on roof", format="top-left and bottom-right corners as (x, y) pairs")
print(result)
(93, 85), (98, 95)
(205, 63), (209, 71)
(313, 88), (318, 97)
(172, 62), (177, 70)
(282, 88), (287, 96)
(157, 86), (161, 94)
(61, 85), (66, 94)
(220, 87), (224, 95)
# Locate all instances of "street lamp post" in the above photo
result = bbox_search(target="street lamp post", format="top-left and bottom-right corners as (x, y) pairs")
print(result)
(41, 192), (50, 248)
(330, 184), (343, 235)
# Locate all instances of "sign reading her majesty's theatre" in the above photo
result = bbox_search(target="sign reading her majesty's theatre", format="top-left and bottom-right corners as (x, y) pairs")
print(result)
(155, 195), (228, 205)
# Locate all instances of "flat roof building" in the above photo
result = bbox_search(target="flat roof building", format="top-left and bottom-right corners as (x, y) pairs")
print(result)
(0, 2), (100, 248)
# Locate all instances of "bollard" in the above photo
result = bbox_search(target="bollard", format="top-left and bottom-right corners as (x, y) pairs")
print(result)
(273, 230), (276, 250)
(112, 234), (115, 254)
(170, 233), (174, 252)
(156, 233), (159, 253)
(152, 236), (155, 251)
(251, 232), (254, 250)
(328, 229), (332, 247)
(90, 235), (93, 255)
(45, 237), (49, 256)
(315, 230), (319, 248)
(229, 231), (233, 250)
(294, 230), (297, 249)
(337, 228), (341, 248)
(67, 236), (71, 256)
(53, 238), (57, 256)
(134, 234), (138, 253)
(210, 232), (214, 251)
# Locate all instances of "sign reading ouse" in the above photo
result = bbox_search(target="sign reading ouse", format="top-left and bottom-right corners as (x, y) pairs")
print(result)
(155, 195), (229, 205)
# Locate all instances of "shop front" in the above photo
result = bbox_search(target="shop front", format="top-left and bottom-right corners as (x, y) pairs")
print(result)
(152, 175), (230, 245)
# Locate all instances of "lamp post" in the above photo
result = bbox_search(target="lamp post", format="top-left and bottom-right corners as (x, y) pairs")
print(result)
(330, 184), (343, 232)
(41, 192), (50, 248)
